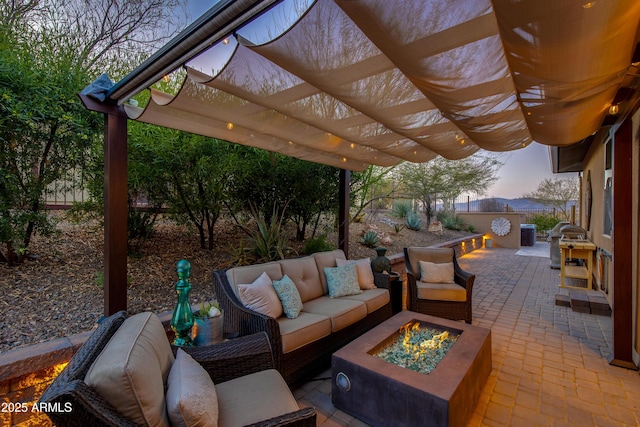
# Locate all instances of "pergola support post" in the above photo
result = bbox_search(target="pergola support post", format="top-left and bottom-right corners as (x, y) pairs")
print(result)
(609, 119), (637, 369)
(103, 112), (128, 316)
(338, 169), (350, 258)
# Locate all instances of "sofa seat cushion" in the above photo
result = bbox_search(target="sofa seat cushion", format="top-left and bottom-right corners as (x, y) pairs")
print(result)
(216, 369), (300, 427)
(226, 262), (283, 298)
(302, 297), (367, 332)
(277, 312), (332, 353)
(84, 312), (174, 427)
(417, 281), (467, 302)
(339, 288), (390, 313)
(279, 256), (323, 303)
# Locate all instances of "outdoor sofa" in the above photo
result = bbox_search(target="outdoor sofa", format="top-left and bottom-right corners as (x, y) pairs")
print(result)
(213, 249), (393, 385)
(39, 310), (316, 427)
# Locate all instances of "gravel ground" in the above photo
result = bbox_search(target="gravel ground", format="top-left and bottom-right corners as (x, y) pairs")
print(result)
(0, 211), (470, 353)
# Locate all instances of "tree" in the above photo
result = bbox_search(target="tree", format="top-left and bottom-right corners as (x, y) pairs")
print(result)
(0, 0), (186, 264)
(397, 153), (504, 223)
(523, 177), (579, 221)
(349, 166), (397, 220)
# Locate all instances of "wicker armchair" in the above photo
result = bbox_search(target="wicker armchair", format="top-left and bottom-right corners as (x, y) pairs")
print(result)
(39, 311), (316, 427)
(404, 247), (475, 324)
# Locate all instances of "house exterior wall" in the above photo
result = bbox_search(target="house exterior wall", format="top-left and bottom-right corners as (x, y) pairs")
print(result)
(581, 109), (640, 365)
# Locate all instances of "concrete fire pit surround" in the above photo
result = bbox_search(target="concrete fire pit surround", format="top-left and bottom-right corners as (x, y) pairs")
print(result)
(332, 311), (492, 427)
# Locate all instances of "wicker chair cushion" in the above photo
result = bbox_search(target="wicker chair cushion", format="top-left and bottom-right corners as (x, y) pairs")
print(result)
(336, 258), (376, 289)
(238, 272), (283, 318)
(84, 312), (174, 427)
(279, 256), (324, 303)
(312, 249), (347, 293)
(419, 261), (455, 284)
(416, 281), (467, 302)
(216, 369), (300, 426)
(302, 296), (367, 332)
(273, 275), (304, 319)
(166, 349), (219, 427)
(277, 312), (332, 353)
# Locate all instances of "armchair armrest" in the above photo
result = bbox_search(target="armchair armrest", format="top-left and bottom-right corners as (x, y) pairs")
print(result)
(173, 332), (274, 384)
(246, 407), (317, 427)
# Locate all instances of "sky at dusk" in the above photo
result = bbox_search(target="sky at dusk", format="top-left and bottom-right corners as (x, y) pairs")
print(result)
(183, 2), (577, 200)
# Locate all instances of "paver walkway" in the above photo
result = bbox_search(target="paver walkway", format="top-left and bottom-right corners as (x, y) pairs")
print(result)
(294, 244), (640, 426)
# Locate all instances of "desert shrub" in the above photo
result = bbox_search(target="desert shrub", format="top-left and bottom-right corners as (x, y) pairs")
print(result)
(405, 212), (422, 231)
(360, 230), (379, 248)
(528, 213), (561, 234)
(303, 235), (336, 254)
(392, 201), (413, 219)
(438, 211), (467, 231)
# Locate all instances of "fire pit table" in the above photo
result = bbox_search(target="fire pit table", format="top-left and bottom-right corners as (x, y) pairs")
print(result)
(332, 311), (491, 427)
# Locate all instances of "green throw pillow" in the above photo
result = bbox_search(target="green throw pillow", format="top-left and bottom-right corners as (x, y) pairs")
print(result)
(324, 263), (362, 298)
(272, 275), (303, 319)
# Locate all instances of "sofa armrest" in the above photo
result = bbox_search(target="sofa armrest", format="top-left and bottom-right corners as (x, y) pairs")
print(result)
(173, 332), (274, 384)
(245, 407), (317, 427)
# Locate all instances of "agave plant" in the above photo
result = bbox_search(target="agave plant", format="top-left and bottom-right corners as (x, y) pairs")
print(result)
(360, 230), (379, 248)
(405, 212), (422, 231)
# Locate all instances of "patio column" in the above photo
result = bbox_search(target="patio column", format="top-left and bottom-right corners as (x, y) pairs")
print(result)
(338, 169), (350, 258)
(610, 119), (636, 369)
(103, 112), (128, 316)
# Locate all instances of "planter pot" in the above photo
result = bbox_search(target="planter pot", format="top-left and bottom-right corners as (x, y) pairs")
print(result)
(192, 315), (224, 346)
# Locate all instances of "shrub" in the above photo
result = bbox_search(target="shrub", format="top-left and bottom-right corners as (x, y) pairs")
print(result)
(468, 224), (475, 233)
(405, 212), (422, 231)
(392, 201), (413, 219)
(303, 235), (336, 254)
(360, 230), (379, 248)
(528, 213), (561, 234)
(438, 211), (467, 231)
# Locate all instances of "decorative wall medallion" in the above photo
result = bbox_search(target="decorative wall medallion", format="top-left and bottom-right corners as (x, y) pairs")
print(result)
(491, 217), (511, 236)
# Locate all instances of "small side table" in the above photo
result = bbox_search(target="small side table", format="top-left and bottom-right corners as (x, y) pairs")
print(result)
(388, 273), (403, 314)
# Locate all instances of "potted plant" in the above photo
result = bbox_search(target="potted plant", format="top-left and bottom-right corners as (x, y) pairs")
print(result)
(191, 302), (223, 346)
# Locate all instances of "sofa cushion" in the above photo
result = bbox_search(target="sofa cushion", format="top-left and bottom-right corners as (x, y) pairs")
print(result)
(417, 281), (467, 302)
(226, 262), (283, 297)
(273, 275), (304, 319)
(324, 264), (362, 298)
(302, 296), (367, 332)
(313, 249), (347, 294)
(166, 349), (218, 427)
(279, 256), (323, 303)
(277, 312), (332, 353)
(339, 288), (390, 313)
(84, 312), (174, 427)
(238, 272), (283, 318)
(336, 258), (376, 289)
(419, 260), (455, 284)
(216, 369), (300, 427)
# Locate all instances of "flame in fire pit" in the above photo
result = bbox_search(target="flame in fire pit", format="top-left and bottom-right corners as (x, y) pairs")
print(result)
(374, 321), (459, 374)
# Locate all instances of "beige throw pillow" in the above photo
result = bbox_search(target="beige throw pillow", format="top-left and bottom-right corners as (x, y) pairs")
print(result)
(336, 258), (376, 289)
(84, 312), (174, 427)
(238, 272), (283, 318)
(419, 261), (455, 284)
(166, 349), (219, 427)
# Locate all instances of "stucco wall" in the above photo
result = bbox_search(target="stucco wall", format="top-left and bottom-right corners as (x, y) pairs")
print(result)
(458, 213), (525, 249)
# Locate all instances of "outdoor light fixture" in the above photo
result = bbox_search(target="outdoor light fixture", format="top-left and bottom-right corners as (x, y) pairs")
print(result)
(608, 104), (620, 115)
(226, 122), (234, 130)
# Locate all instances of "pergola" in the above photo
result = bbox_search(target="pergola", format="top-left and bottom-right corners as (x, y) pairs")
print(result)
(81, 0), (640, 364)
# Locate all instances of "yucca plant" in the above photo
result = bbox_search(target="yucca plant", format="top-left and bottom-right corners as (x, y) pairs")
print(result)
(360, 230), (379, 248)
(392, 201), (413, 219)
(405, 212), (422, 231)
(236, 204), (292, 262)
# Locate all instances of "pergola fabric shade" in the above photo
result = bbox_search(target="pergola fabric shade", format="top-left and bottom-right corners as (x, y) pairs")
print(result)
(124, 0), (640, 171)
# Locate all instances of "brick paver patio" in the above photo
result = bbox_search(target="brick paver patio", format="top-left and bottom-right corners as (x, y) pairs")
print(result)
(294, 244), (640, 426)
